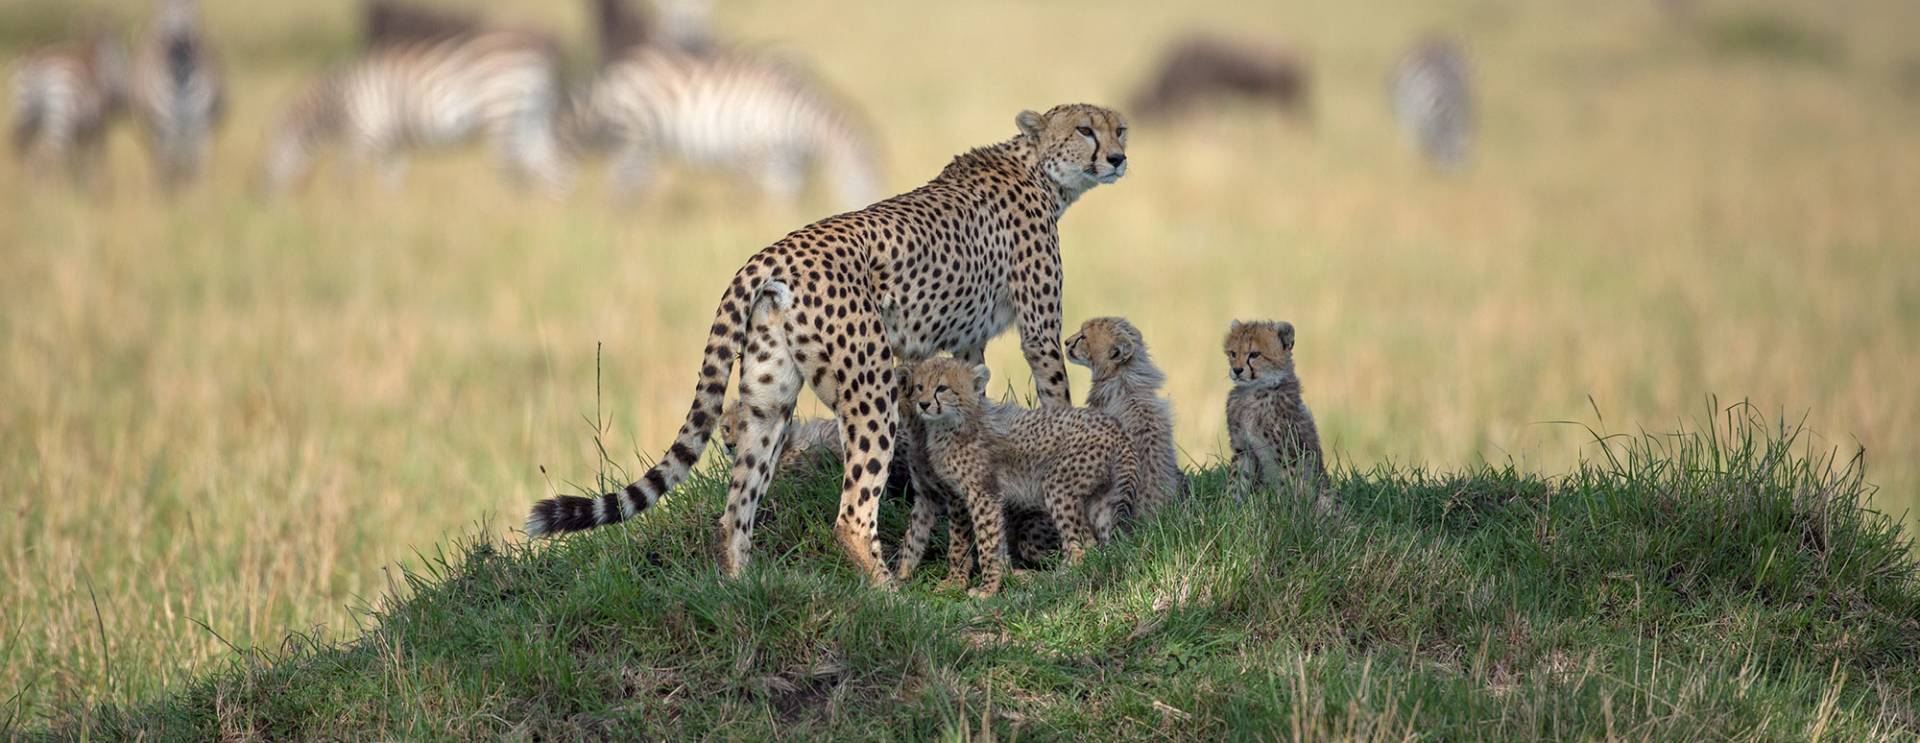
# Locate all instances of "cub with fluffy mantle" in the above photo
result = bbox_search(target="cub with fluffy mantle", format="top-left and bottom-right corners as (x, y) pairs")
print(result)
(1224, 319), (1332, 509)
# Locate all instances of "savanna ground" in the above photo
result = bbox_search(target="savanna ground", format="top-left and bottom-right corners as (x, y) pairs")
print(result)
(3, 0), (1918, 731)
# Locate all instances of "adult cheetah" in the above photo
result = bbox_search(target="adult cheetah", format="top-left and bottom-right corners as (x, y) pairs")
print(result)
(526, 103), (1130, 586)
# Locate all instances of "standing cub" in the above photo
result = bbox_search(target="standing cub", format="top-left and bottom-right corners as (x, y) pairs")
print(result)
(1066, 317), (1186, 514)
(908, 357), (1137, 596)
(1224, 320), (1331, 506)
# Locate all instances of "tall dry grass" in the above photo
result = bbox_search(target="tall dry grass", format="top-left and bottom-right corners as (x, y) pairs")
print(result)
(3, 0), (1916, 720)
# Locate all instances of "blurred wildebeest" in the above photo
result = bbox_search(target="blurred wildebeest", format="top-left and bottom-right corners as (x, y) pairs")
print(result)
(362, 0), (482, 49)
(131, 0), (225, 192)
(1390, 35), (1473, 170)
(1129, 33), (1310, 121)
(590, 0), (713, 64)
(9, 32), (128, 190)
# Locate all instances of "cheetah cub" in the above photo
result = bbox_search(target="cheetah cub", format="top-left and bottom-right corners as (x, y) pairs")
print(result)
(908, 357), (1137, 597)
(1066, 317), (1186, 514)
(1224, 320), (1332, 508)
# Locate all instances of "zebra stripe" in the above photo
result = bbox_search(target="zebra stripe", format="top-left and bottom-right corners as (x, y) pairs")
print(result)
(570, 45), (882, 211)
(9, 35), (127, 187)
(132, 0), (224, 191)
(262, 30), (569, 194)
(1391, 36), (1474, 170)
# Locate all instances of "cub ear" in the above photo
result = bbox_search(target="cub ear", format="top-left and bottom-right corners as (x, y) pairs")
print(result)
(1016, 109), (1046, 140)
(1276, 321), (1296, 351)
(969, 364), (992, 393)
(1109, 335), (1135, 364)
(1229, 319), (1244, 332)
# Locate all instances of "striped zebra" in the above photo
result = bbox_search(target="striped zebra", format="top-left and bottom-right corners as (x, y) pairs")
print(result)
(569, 44), (882, 211)
(132, 0), (225, 192)
(9, 34), (128, 188)
(1390, 36), (1474, 170)
(261, 30), (569, 194)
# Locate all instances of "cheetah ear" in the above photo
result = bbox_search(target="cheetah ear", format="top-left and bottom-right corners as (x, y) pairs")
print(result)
(1109, 335), (1135, 364)
(969, 364), (991, 394)
(1016, 109), (1047, 140)
(1228, 319), (1244, 332)
(1276, 321), (1296, 351)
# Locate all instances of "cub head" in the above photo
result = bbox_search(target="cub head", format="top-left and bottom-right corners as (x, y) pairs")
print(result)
(1065, 316), (1145, 375)
(714, 402), (748, 459)
(1224, 319), (1296, 385)
(1017, 103), (1129, 196)
(909, 357), (990, 425)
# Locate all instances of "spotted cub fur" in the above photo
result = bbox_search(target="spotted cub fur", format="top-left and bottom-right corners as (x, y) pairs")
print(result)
(906, 357), (1137, 597)
(1224, 320), (1330, 508)
(1066, 317), (1186, 513)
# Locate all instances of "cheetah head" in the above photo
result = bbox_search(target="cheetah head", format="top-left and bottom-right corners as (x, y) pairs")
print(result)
(908, 357), (990, 426)
(1065, 316), (1144, 375)
(1018, 103), (1129, 197)
(1224, 320), (1297, 386)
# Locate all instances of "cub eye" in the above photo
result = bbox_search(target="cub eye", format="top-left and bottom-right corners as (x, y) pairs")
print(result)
(935, 383), (949, 394)
(1075, 126), (1094, 137)
(1116, 126), (1128, 138)
(1248, 351), (1262, 360)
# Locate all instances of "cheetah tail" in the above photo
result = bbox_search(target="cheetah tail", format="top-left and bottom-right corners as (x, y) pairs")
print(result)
(525, 258), (783, 538)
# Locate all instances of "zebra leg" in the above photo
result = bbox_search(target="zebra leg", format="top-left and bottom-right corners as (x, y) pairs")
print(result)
(754, 153), (806, 207)
(498, 104), (569, 195)
(718, 318), (802, 578)
(611, 145), (657, 199)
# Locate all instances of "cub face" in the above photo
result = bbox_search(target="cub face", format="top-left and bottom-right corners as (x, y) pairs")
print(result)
(714, 403), (747, 459)
(1224, 320), (1296, 385)
(909, 357), (990, 425)
(1065, 316), (1143, 375)
(1018, 103), (1129, 193)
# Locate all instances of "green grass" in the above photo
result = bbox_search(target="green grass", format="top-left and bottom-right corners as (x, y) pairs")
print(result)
(30, 404), (1918, 740)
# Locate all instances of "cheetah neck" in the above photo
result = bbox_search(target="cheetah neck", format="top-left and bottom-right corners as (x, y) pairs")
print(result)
(1086, 358), (1167, 409)
(923, 413), (989, 457)
(1235, 369), (1300, 395)
(946, 136), (1075, 218)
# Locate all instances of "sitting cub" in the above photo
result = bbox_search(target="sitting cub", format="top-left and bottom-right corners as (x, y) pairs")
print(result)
(1066, 316), (1186, 513)
(907, 357), (1137, 596)
(1224, 320), (1331, 507)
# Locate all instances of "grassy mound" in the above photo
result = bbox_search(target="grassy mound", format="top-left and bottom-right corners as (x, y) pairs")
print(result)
(39, 407), (1920, 740)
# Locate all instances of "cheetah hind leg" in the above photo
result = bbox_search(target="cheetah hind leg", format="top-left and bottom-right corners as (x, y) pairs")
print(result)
(826, 344), (900, 588)
(717, 322), (803, 578)
(1041, 464), (1096, 568)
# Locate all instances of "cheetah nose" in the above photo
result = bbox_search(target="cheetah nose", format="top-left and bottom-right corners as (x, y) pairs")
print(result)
(1106, 153), (1126, 167)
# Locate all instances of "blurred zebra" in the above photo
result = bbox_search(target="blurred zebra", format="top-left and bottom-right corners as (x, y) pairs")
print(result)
(261, 30), (569, 194)
(9, 34), (128, 189)
(1390, 36), (1474, 170)
(569, 45), (882, 210)
(131, 0), (225, 192)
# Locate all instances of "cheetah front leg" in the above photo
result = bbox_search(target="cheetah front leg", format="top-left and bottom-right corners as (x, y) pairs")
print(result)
(955, 471), (1009, 597)
(1013, 232), (1072, 407)
(717, 319), (803, 577)
(891, 371), (948, 582)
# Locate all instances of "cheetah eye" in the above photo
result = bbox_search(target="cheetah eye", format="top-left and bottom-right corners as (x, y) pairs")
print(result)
(1248, 351), (1262, 360)
(935, 383), (949, 394)
(1116, 126), (1128, 138)
(1075, 126), (1094, 138)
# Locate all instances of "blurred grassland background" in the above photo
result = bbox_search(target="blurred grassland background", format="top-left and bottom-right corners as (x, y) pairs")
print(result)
(3, 0), (1917, 720)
